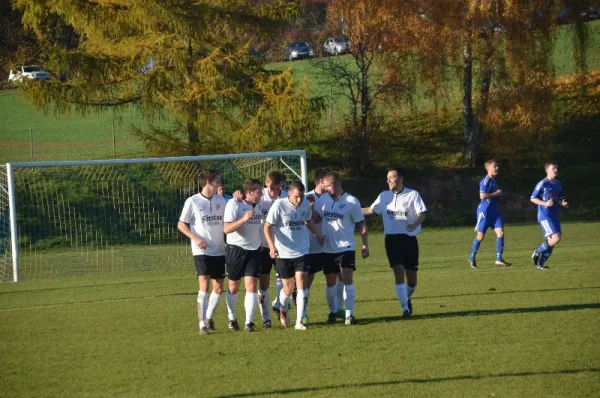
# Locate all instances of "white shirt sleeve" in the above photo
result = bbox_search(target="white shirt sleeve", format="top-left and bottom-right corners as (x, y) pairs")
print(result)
(265, 201), (280, 225)
(370, 193), (384, 215)
(223, 200), (238, 223)
(413, 192), (427, 215)
(179, 197), (193, 223)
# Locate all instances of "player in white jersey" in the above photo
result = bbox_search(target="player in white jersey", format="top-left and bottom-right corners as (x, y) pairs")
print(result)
(314, 171), (369, 325)
(362, 168), (427, 319)
(264, 181), (324, 330)
(223, 179), (265, 332)
(177, 169), (227, 335)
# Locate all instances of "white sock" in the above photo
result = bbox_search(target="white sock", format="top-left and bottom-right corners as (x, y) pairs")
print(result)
(343, 284), (355, 318)
(272, 279), (283, 310)
(326, 285), (337, 313)
(258, 288), (270, 321)
(336, 279), (344, 312)
(245, 292), (257, 325)
(407, 284), (417, 298)
(206, 291), (221, 320)
(303, 288), (310, 318)
(395, 284), (409, 312)
(279, 290), (290, 312)
(197, 290), (207, 328)
(296, 289), (306, 325)
(226, 290), (238, 321)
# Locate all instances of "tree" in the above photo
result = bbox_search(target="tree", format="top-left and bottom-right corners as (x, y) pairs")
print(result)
(13, 0), (323, 155)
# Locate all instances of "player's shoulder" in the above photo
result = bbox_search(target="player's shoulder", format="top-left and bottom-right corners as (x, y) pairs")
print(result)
(480, 175), (490, 184)
(534, 178), (548, 190)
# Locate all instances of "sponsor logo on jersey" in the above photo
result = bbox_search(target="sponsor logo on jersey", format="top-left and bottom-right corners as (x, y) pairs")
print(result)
(386, 210), (407, 218)
(338, 203), (347, 209)
(323, 210), (344, 219)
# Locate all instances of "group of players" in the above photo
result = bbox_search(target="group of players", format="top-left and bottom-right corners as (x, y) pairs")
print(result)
(468, 160), (568, 271)
(178, 167), (428, 334)
(178, 160), (566, 334)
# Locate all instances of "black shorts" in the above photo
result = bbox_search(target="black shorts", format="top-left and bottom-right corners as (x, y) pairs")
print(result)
(194, 255), (226, 279)
(323, 251), (356, 275)
(305, 253), (325, 275)
(225, 245), (261, 281)
(259, 247), (275, 275)
(275, 256), (307, 279)
(385, 234), (419, 271)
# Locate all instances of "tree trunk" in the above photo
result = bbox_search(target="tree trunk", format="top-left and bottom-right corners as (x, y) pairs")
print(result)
(187, 119), (199, 155)
(473, 30), (495, 164)
(463, 35), (476, 166)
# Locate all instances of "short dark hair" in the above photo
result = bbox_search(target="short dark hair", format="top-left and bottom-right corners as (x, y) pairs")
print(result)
(266, 171), (285, 184)
(288, 180), (305, 194)
(484, 159), (497, 168)
(314, 167), (331, 183)
(389, 167), (405, 178)
(323, 170), (341, 185)
(545, 161), (557, 170)
(243, 178), (262, 193)
(199, 169), (220, 187)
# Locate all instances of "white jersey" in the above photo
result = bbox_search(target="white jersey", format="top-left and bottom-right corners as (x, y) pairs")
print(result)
(315, 192), (364, 253)
(265, 197), (312, 259)
(306, 190), (329, 254)
(370, 188), (427, 236)
(179, 193), (226, 256)
(223, 199), (264, 250)
(259, 188), (288, 248)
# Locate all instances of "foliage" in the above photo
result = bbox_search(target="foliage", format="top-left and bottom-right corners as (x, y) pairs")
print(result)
(12, 0), (322, 155)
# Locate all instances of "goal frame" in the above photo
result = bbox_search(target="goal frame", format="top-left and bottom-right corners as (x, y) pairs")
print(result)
(3, 150), (307, 282)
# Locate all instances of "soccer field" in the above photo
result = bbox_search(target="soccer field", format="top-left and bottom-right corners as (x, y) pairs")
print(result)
(1, 223), (599, 397)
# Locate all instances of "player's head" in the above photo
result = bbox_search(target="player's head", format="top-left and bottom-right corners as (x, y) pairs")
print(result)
(199, 169), (221, 194)
(545, 162), (558, 180)
(322, 171), (342, 196)
(217, 184), (225, 196)
(243, 179), (263, 204)
(265, 171), (285, 198)
(314, 167), (331, 187)
(387, 167), (405, 191)
(484, 160), (498, 177)
(287, 180), (305, 206)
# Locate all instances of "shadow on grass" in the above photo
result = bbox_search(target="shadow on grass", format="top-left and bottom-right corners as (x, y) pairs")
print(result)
(215, 367), (600, 397)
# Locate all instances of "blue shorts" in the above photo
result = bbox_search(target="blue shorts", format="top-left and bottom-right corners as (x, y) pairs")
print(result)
(538, 217), (561, 238)
(475, 211), (503, 233)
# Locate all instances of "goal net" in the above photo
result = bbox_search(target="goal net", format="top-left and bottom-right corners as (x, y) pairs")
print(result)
(0, 150), (307, 281)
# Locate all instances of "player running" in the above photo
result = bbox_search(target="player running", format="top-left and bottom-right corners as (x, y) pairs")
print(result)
(530, 162), (568, 270)
(468, 160), (511, 268)
(177, 169), (227, 335)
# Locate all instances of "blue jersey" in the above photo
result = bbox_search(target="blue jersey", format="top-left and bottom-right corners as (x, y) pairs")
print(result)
(531, 178), (563, 220)
(477, 176), (499, 214)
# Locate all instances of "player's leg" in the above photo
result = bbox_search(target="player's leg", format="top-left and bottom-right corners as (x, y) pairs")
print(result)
(194, 256), (211, 335)
(322, 254), (339, 323)
(205, 256), (225, 332)
(533, 219), (561, 269)
(404, 236), (419, 317)
(469, 213), (488, 268)
(225, 246), (242, 331)
(493, 218), (511, 266)
(242, 251), (260, 332)
(294, 258), (309, 330)
(335, 272), (345, 318)
(303, 254), (322, 325)
(340, 252), (357, 325)
(275, 259), (295, 328)
(257, 248), (273, 328)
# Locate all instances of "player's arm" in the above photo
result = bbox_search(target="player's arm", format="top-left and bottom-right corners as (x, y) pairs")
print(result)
(223, 210), (253, 234)
(407, 212), (427, 232)
(177, 221), (208, 250)
(357, 220), (369, 258)
(305, 219), (325, 246)
(530, 197), (553, 207)
(362, 207), (375, 216)
(480, 191), (502, 200)
(263, 222), (277, 259)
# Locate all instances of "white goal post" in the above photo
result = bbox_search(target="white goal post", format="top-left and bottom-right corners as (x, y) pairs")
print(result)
(0, 150), (307, 282)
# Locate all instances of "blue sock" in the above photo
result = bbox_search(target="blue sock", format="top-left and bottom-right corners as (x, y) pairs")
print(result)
(536, 241), (550, 254)
(470, 238), (482, 261)
(496, 237), (504, 260)
(540, 246), (554, 265)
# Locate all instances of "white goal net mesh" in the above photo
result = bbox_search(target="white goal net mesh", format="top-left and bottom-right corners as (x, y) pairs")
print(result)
(0, 152), (305, 281)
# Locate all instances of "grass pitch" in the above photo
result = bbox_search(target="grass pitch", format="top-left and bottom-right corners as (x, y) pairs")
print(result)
(1, 223), (599, 397)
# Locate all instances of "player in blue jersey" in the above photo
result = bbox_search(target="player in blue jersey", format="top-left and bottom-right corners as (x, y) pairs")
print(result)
(530, 162), (568, 270)
(468, 160), (511, 268)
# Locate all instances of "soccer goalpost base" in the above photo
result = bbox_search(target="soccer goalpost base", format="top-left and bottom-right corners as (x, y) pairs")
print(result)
(0, 150), (307, 282)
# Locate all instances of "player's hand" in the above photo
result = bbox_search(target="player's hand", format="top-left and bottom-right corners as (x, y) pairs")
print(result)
(495, 189), (503, 197)
(562, 200), (569, 208)
(361, 244), (369, 259)
(306, 194), (315, 205)
(194, 238), (208, 250)
(406, 223), (417, 232)
(233, 190), (245, 201)
(269, 248), (277, 259)
(546, 197), (554, 207)
(243, 210), (254, 221)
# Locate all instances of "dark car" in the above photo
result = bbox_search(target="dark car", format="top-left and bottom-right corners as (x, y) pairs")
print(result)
(283, 41), (314, 61)
(249, 46), (265, 59)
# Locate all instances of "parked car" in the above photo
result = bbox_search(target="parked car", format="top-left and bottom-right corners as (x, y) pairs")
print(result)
(8, 65), (51, 82)
(283, 41), (314, 61)
(249, 46), (265, 59)
(323, 37), (349, 56)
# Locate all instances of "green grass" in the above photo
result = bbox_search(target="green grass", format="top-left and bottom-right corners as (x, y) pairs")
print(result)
(1, 222), (599, 396)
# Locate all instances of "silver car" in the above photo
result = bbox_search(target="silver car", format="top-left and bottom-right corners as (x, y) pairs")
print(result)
(323, 37), (349, 56)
